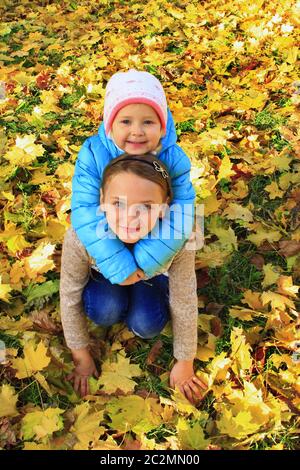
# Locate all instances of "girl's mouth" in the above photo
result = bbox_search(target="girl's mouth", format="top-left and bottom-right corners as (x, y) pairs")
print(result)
(126, 141), (147, 146)
(120, 226), (141, 234)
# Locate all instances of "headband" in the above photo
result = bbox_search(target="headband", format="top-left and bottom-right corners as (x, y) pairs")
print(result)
(109, 157), (169, 178)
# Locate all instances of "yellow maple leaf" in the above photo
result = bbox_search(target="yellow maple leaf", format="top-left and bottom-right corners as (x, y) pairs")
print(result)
(261, 291), (295, 310)
(10, 260), (26, 286)
(4, 135), (45, 166)
(55, 162), (74, 180)
(24, 242), (56, 279)
(262, 263), (281, 288)
(70, 402), (105, 450)
(45, 220), (67, 243)
(97, 352), (142, 394)
(12, 340), (51, 379)
(196, 345), (216, 361)
(23, 442), (52, 450)
(0, 315), (33, 333)
(1, 190), (14, 202)
(209, 225), (238, 251)
(277, 276), (299, 298)
(198, 129), (233, 154)
(247, 226), (282, 246)
(35, 371), (53, 397)
(241, 290), (264, 310)
(217, 154), (236, 182)
(0, 277), (12, 302)
(265, 181), (284, 199)
(270, 153), (292, 172)
(106, 395), (163, 436)
(230, 327), (252, 374)
(217, 408), (260, 439)
(202, 193), (221, 216)
(223, 202), (253, 222)
(6, 234), (30, 256)
(0, 384), (18, 418)
(176, 416), (210, 450)
(21, 407), (64, 441)
(229, 306), (262, 321)
(39, 90), (61, 114)
(236, 89), (268, 111)
(207, 352), (231, 384)
(195, 244), (231, 268)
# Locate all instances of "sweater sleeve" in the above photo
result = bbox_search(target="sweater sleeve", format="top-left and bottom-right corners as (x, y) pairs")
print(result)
(133, 146), (195, 277)
(59, 227), (91, 350)
(168, 243), (198, 360)
(71, 137), (138, 284)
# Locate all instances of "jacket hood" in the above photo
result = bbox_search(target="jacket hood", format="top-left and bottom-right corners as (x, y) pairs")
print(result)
(98, 107), (177, 158)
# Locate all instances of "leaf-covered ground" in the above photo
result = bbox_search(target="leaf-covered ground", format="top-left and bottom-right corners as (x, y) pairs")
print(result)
(0, 0), (299, 451)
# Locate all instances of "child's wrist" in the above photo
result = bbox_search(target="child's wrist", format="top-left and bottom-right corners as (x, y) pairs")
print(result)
(71, 346), (91, 360)
(175, 358), (194, 364)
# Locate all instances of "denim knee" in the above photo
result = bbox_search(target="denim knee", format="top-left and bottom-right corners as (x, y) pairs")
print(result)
(82, 280), (128, 326)
(126, 307), (169, 339)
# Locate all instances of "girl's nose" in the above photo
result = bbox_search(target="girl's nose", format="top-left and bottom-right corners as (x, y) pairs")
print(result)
(131, 123), (144, 135)
(127, 205), (141, 219)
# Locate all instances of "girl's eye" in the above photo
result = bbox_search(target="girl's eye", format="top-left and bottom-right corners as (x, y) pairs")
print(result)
(136, 204), (152, 212)
(144, 120), (154, 125)
(120, 119), (130, 124)
(113, 200), (126, 208)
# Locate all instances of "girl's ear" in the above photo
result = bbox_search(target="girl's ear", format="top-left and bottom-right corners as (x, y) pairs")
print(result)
(159, 200), (170, 218)
(100, 189), (105, 212)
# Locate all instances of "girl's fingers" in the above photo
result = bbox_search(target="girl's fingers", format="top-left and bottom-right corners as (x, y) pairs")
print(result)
(192, 376), (208, 390)
(187, 379), (203, 399)
(80, 378), (88, 397)
(183, 383), (194, 404)
(73, 376), (80, 394)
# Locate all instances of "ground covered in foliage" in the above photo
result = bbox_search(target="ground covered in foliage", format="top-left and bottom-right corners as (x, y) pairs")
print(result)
(0, 0), (299, 450)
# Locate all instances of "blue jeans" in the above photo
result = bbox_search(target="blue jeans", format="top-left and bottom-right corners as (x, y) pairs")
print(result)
(82, 270), (170, 339)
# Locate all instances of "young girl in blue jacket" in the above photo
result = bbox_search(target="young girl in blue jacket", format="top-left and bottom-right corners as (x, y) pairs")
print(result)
(61, 153), (206, 402)
(71, 69), (195, 285)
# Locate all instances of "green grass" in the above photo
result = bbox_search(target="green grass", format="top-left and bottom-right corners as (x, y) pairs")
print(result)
(17, 378), (49, 408)
(145, 423), (176, 442)
(198, 248), (263, 307)
(0, 331), (22, 351)
(129, 334), (173, 370)
(135, 374), (170, 398)
(254, 108), (285, 130)
(176, 119), (196, 135)
(245, 174), (284, 218)
(129, 335), (173, 397)
(4, 192), (34, 231)
(251, 425), (300, 450)
(270, 131), (291, 151)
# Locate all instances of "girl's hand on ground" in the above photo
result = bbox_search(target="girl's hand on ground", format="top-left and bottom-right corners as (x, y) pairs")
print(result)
(67, 350), (99, 397)
(170, 360), (207, 406)
(119, 268), (145, 286)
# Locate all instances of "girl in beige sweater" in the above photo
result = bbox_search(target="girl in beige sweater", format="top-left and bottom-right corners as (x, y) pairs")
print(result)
(60, 153), (206, 402)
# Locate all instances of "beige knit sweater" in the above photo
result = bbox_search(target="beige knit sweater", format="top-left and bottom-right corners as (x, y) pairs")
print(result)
(60, 227), (198, 360)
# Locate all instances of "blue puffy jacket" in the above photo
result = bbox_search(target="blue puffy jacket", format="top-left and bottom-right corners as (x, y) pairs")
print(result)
(71, 108), (195, 284)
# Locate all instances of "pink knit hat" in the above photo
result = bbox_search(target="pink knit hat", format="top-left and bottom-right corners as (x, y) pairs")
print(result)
(103, 69), (168, 135)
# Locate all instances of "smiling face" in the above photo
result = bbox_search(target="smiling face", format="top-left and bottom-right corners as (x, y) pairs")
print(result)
(101, 171), (168, 244)
(111, 103), (164, 155)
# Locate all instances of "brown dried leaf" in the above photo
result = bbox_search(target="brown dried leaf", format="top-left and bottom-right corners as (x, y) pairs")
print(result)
(278, 240), (300, 257)
(146, 339), (163, 366)
(30, 309), (61, 334)
(250, 254), (265, 270)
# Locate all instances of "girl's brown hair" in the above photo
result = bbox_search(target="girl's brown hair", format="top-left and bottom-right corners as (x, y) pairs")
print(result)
(102, 153), (173, 202)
